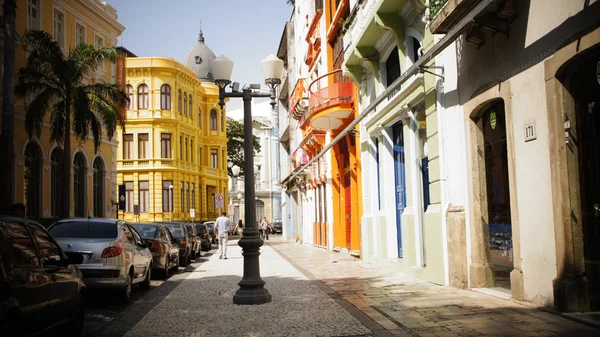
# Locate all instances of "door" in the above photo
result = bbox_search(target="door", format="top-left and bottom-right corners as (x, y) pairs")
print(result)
(344, 171), (352, 250)
(393, 122), (406, 258)
(572, 54), (600, 310)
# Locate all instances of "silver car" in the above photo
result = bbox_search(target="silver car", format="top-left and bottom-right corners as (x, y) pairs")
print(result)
(48, 218), (153, 303)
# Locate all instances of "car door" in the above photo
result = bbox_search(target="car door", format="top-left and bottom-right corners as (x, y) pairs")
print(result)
(127, 224), (150, 279)
(29, 223), (78, 328)
(119, 224), (138, 277)
(163, 227), (179, 267)
(4, 221), (49, 336)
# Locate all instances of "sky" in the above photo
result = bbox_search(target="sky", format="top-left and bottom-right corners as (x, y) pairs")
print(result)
(109, 0), (293, 111)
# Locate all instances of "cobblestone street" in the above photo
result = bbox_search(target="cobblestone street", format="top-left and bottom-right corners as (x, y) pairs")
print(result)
(84, 237), (600, 337)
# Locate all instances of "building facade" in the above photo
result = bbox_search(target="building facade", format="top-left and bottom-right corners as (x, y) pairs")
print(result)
(3, 0), (124, 219)
(116, 32), (228, 223)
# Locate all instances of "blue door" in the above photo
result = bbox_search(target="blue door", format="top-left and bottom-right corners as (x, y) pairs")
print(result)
(393, 122), (406, 258)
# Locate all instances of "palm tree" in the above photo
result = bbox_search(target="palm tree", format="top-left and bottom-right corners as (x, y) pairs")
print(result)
(0, 0), (17, 213)
(15, 30), (127, 219)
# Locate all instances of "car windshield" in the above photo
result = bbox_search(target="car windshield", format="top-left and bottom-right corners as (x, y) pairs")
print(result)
(164, 224), (185, 239)
(132, 224), (158, 239)
(49, 221), (117, 238)
(195, 225), (206, 234)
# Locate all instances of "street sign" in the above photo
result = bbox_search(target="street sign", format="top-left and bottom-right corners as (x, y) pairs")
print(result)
(133, 205), (140, 215)
(215, 193), (225, 208)
(190, 208), (195, 218)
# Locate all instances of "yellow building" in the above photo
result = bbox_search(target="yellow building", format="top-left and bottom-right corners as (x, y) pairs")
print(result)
(116, 31), (229, 223)
(3, 0), (124, 219)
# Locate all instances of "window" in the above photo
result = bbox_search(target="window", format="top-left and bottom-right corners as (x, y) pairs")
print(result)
(185, 138), (189, 162)
(95, 36), (104, 69)
(139, 181), (149, 213)
(125, 182), (134, 213)
(385, 46), (401, 88)
(53, 10), (64, 47)
(138, 133), (148, 159)
(126, 85), (134, 110)
(121, 225), (134, 244)
(211, 149), (218, 168)
(179, 136), (183, 160)
(30, 225), (62, 263)
(190, 140), (194, 163)
(161, 84), (171, 110)
(180, 183), (185, 212)
(161, 133), (171, 158)
(375, 138), (381, 210)
(189, 95), (193, 117)
(76, 23), (85, 45)
(186, 183), (190, 212)
(138, 84), (149, 110)
(183, 93), (187, 116)
(210, 110), (217, 130)
(123, 134), (133, 159)
(6, 222), (40, 266)
(93, 157), (104, 217)
(27, 0), (40, 30)
(178, 90), (182, 113)
(162, 180), (173, 212)
(50, 148), (62, 217)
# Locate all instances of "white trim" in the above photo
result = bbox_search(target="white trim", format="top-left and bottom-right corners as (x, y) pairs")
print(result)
(52, 6), (67, 50)
(26, 0), (42, 31)
(74, 20), (87, 45)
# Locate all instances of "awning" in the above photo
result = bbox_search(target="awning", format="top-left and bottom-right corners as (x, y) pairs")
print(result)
(281, 0), (500, 186)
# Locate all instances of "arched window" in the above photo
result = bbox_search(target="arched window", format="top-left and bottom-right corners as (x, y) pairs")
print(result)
(51, 148), (63, 217)
(24, 142), (42, 218)
(73, 152), (86, 217)
(160, 84), (171, 110)
(137, 84), (149, 110)
(183, 93), (187, 116)
(178, 90), (182, 113)
(126, 85), (134, 110)
(210, 109), (217, 130)
(93, 157), (105, 217)
(189, 95), (193, 117)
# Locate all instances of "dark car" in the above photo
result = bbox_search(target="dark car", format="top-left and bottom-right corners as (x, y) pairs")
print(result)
(271, 221), (282, 234)
(0, 217), (86, 337)
(161, 222), (191, 267)
(195, 224), (211, 251)
(203, 221), (216, 243)
(132, 223), (180, 278)
(185, 223), (201, 260)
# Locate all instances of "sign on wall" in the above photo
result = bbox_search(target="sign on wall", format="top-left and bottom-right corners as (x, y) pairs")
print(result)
(215, 193), (225, 209)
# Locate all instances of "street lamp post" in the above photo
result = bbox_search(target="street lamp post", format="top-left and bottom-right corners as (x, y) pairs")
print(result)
(211, 54), (283, 305)
(169, 184), (174, 222)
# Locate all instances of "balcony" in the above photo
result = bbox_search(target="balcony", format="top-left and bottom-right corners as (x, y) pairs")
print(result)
(289, 78), (308, 121)
(307, 70), (354, 131)
(305, 9), (323, 70)
(429, 0), (479, 34)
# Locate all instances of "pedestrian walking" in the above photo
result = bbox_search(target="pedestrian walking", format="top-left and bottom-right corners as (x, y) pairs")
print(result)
(260, 217), (269, 240)
(215, 211), (231, 259)
(234, 219), (244, 238)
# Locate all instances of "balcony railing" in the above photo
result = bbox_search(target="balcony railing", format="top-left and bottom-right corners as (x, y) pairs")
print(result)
(429, 0), (479, 34)
(308, 81), (354, 116)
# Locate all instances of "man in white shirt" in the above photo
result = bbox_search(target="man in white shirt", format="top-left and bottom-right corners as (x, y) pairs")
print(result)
(215, 211), (231, 259)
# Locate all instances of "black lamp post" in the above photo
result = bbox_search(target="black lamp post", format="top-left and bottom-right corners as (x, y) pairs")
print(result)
(210, 54), (283, 305)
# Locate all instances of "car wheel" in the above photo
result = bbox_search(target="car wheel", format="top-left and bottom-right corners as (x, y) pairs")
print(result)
(164, 261), (170, 279)
(64, 294), (85, 337)
(171, 257), (179, 271)
(180, 254), (189, 267)
(141, 267), (151, 291)
(121, 272), (133, 304)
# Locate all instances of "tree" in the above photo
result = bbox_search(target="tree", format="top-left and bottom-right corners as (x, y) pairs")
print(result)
(226, 117), (261, 178)
(15, 30), (127, 219)
(0, 0), (17, 213)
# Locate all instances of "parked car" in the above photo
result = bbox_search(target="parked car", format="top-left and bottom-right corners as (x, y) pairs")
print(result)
(271, 221), (282, 234)
(0, 216), (86, 337)
(131, 223), (180, 279)
(48, 218), (153, 303)
(195, 223), (211, 251)
(203, 221), (216, 243)
(185, 223), (201, 260)
(161, 222), (192, 267)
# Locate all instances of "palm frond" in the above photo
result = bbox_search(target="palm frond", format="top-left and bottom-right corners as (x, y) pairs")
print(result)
(72, 89), (92, 141)
(24, 87), (57, 139)
(23, 30), (64, 69)
(84, 82), (128, 137)
(49, 101), (66, 145)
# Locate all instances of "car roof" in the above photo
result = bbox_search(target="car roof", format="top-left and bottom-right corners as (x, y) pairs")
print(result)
(54, 217), (121, 224)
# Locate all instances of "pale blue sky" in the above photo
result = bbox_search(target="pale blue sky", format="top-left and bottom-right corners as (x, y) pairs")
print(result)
(109, 0), (293, 110)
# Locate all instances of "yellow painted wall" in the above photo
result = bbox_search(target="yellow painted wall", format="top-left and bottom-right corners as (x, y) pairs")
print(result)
(7, 0), (124, 219)
(116, 57), (228, 223)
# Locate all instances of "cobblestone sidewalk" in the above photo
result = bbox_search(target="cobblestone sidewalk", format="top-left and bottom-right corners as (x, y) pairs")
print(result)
(268, 238), (600, 337)
(122, 237), (371, 337)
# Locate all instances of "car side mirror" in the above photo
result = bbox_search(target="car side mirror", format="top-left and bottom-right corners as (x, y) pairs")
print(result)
(144, 240), (153, 248)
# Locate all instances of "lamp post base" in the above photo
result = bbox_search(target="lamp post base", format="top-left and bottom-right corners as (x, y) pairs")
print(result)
(233, 228), (272, 305)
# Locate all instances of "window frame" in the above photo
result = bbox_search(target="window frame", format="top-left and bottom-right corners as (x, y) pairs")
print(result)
(53, 8), (65, 48)
(75, 22), (86, 45)
(125, 181), (134, 213)
(162, 180), (173, 212)
(27, 0), (41, 31)
(160, 84), (171, 110)
(126, 85), (134, 110)
(210, 109), (218, 130)
(137, 84), (149, 110)
(139, 181), (149, 213)
(138, 133), (149, 159)
(211, 149), (218, 168)
(123, 134), (133, 160)
(161, 133), (171, 158)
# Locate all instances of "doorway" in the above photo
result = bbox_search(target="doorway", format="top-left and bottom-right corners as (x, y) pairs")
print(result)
(567, 52), (600, 310)
(393, 122), (406, 258)
(481, 101), (513, 290)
